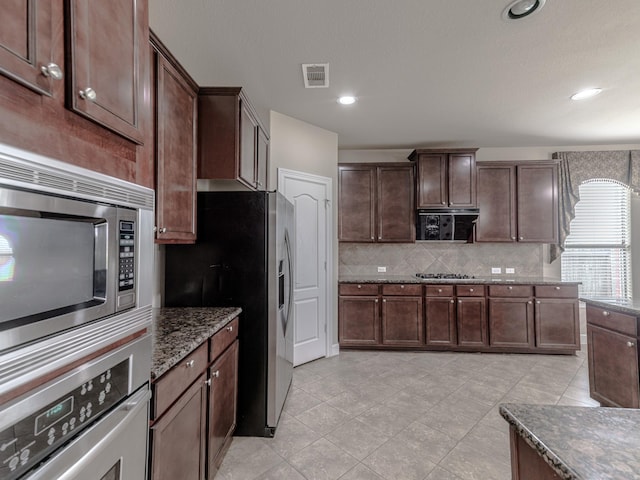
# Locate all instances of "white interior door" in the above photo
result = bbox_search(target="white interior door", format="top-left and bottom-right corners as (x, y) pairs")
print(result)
(278, 168), (332, 366)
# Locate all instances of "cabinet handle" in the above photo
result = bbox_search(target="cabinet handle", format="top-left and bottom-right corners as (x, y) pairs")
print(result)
(211, 370), (220, 378)
(400, 285), (404, 289)
(536, 300), (541, 304)
(378, 236), (382, 240)
(527, 301), (532, 304)
(458, 300), (462, 304)
(78, 87), (97, 101)
(185, 360), (195, 368)
(441, 201), (446, 205)
(519, 236), (524, 241)
(450, 299), (455, 304)
(158, 227), (167, 234)
(227, 325), (233, 332)
(371, 236), (374, 240)
(511, 236), (516, 240)
(438, 288), (442, 293)
(375, 299), (379, 303)
(508, 286), (513, 290)
(382, 299), (386, 303)
(357, 285), (362, 289)
(469, 288), (474, 292)
(555, 286), (561, 290)
(205, 379), (211, 387)
(40, 62), (63, 80)
(603, 311), (610, 317)
(627, 341), (635, 348)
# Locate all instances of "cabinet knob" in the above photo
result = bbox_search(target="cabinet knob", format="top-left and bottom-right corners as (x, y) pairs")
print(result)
(375, 299), (378, 303)
(527, 301), (533, 305)
(371, 236), (374, 240)
(383, 299), (386, 303)
(469, 288), (474, 292)
(508, 286), (513, 290)
(185, 360), (195, 368)
(536, 300), (541, 304)
(378, 236), (382, 240)
(212, 370), (220, 378)
(458, 300), (462, 304)
(357, 285), (362, 289)
(519, 236), (524, 240)
(205, 379), (212, 387)
(227, 325), (233, 332)
(78, 87), (97, 101)
(438, 288), (443, 293)
(256, 181), (263, 187)
(450, 299), (455, 304)
(555, 286), (561, 290)
(40, 62), (63, 80)
(158, 227), (167, 233)
(441, 201), (446, 205)
(603, 311), (610, 317)
(511, 236), (516, 240)
(627, 341), (635, 348)
(400, 285), (404, 289)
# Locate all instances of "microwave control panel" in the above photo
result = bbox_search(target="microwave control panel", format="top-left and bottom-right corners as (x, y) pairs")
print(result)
(118, 221), (135, 291)
(0, 360), (129, 480)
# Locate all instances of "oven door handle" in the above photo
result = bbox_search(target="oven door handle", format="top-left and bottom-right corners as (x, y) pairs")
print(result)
(27, 387), (151, 480)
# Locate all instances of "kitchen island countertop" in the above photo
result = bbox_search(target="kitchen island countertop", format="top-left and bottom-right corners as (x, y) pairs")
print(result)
(151, 307), (242, 380)
(339, 274), (579, 285)
(500, 403), (640, 479)
(580, 297), (640, 316)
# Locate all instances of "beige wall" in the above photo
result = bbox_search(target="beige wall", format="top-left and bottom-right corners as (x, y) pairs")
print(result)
(269, 111), (340, 347)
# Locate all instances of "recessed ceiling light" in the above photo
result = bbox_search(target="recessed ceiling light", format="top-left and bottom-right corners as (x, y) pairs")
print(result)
(502, 0), (546, 20)
(570, 88), (603, 100)
(338, 96), (356, 105)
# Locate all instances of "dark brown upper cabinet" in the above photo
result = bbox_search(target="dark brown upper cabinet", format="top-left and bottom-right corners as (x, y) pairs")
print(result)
(408, 149), (478, 208)
(151, 33), (198, 244)
(338, 163), (415, 243)
(66, 0), (146, 144)
(198, 87), (269, 191)
(476, 161), (558, 243)
(0, 0), (58, 96)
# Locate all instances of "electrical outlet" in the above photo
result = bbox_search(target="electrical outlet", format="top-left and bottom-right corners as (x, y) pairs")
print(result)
(506, 267), (515, 274)
(491, 267), (502, 274)
(377, 266), (387, 273)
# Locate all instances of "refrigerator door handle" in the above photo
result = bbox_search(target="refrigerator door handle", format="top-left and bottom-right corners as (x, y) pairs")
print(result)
(283, 229), (294, 335)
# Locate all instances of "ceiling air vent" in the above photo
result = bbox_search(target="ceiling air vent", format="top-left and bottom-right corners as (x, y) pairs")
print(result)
(302, 63), (329, 88)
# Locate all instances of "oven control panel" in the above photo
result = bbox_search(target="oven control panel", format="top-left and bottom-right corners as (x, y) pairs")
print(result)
(118, 220), (135, 291)
(0, 360), (129, 480)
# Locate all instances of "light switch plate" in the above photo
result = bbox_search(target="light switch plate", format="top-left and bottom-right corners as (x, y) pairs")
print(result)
(506, 267), (515, 274)
(491, 267), (502, 274)
(377, 266), (387, 273)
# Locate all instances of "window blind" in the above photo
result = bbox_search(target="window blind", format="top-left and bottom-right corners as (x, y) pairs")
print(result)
(561, 180), (631, 300)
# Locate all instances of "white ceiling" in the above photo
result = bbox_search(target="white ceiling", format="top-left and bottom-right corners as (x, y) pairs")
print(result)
(148, 0), (640, 149)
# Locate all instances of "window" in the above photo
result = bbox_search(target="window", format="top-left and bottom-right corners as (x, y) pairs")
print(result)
(561, 180), (631, 300)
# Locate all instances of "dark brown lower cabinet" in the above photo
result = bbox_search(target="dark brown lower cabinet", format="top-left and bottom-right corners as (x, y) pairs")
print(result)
(150, 374), (207, 480)
(457, 297), (487, 346)
(339, 295), (381, 346)
(381, 296), (423, 346)
(509, 426), (560, 480)
(587, 324), (639, 408)
(425, 297), (457, 346)
(535, 298), (580, 349)
(208, 340), (239, 476)
(488, 298), (534, 348)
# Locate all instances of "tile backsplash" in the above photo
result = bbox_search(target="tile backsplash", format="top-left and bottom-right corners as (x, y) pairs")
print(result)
(339, 242), (543, 277)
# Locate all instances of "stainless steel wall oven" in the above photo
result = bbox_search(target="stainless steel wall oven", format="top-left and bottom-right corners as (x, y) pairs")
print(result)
(0, 143), (154, 480)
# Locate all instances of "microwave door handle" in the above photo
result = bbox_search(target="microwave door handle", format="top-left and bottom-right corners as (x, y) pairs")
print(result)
(27, 388), (151, 480)
(94, 221), (108, 301)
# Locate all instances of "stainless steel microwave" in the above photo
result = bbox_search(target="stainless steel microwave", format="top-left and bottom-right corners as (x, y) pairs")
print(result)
(416, 209), (479, 241)
(0, 143), (154, 352)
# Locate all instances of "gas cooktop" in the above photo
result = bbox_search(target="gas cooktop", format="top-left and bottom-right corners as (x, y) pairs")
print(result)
(415, 273), (475, 279)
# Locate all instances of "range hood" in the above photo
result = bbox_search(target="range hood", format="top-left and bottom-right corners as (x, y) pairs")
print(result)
(416, 209), (479, 241)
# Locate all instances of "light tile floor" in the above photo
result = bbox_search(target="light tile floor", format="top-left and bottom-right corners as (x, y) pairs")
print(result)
(217, 349), (598, 480)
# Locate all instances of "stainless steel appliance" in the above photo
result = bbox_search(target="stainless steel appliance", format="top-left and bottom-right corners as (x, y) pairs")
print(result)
(416, 209), (479, 241)
(164, 191), (294, 437)
(0, 143), (154, 480)
(0, 143), (155, 352)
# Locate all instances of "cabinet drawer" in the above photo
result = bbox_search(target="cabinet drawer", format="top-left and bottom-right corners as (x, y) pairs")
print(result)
(153, 342), (208, 419)
(211, 317), (239, 363)
(489, 285), (533, 297)
(381, 284), (422, 296)
(426, 285), (454, 297)
(535, 285), (578, 298)
(456, 285), (485, 297)
(339, 284), (380, 296)
(586, 305), (638, 337)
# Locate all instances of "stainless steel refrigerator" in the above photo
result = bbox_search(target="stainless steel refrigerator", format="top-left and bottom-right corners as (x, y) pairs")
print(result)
(164, 191), (294, 437)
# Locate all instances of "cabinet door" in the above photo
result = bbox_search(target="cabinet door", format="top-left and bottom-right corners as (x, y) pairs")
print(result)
(66, 0), (145, 143)
(339, 296), (380, 345)
(457, 297), (487, 346)
(338, 165), (375, 242)
(488, 298), (534, 348)
(476, 164), (517, 242)
(448, 153), (476, 207)
(155, 52), (197, 243)
(535, 299), (579, 350)
(381, 296), (423, 346)
(150, 374), (207, 480)
(587, 324), (639, 408)
(377, 165), (415, 242)
(425, 297), (457, 346)
(208, 340), (239, 475)
(0, 0), (58, 95)
(239, 101), (258, 188)
(417, 154), (447, 208)
(256, 127), (269, 190)
(516, 164), (558, 243)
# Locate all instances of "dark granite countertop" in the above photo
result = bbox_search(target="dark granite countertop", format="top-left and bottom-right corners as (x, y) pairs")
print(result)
(580, 297), (640, 317)
(339, 274), (579, 286)
(151, 307), (242, 380)
(500, 403), (640, 480)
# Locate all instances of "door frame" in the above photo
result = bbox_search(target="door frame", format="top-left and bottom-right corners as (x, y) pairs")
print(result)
(277, 168), (335, 362)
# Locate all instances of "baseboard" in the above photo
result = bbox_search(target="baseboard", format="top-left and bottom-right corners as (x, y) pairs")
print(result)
(581, 333), (587, 345)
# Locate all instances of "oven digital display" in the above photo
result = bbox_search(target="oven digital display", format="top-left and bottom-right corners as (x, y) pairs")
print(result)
(34, 397), (74, 435)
